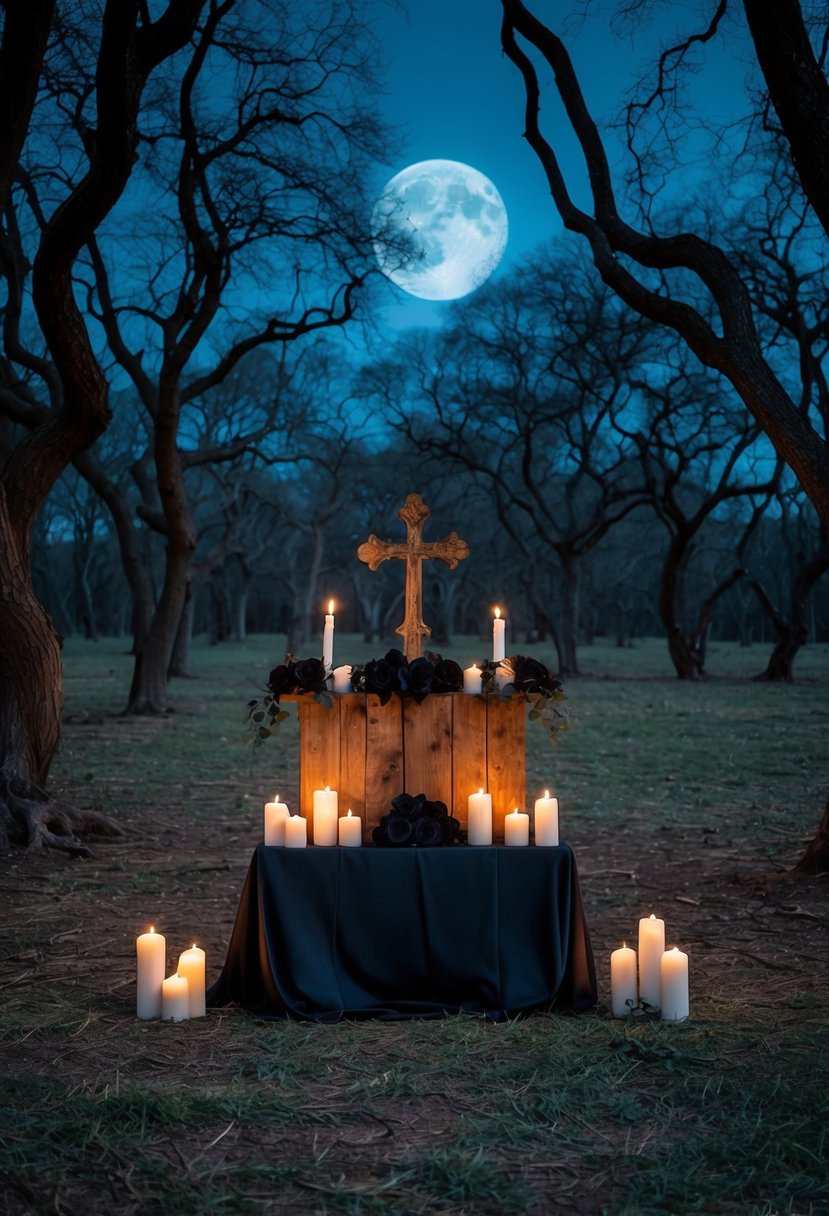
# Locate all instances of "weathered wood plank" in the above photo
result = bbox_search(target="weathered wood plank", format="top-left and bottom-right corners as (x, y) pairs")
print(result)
(486, 697), (526, 842)
(364, 694), (404, 830)
(339, 695), (368, 839)
(451, 695), (488, 829)
(402, 694), (453, 806)
(297, 700), (341, 842)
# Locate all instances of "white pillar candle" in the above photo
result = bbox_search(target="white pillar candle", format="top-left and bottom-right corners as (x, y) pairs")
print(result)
(322, 599), (335, 669)
(264, 794), (289, 845)
(504, 807), (529, 846)
(467, 788), (493, 846)
(463, 663), (482, 694)
(534, 789), (559, 846)
(660, 947), (690, 1022)
(332, 664), (353, 693)
(610, 942), (638, 1017)
(136, 926), (166, 1020)
(638, 913), (665, 1010)
(177, 944), (206, 1018)
(284, 814), (307, 848)
(161, 972), (190, 1022)
(312, 785), (338, 846)
(339, 808), (362, 847)
(493, 606), (506, 661)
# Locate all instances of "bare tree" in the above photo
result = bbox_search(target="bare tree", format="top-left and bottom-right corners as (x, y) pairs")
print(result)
(0, 1), (205, 852)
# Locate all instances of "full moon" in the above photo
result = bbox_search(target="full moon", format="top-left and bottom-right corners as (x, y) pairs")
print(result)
(372, 159), (508, 301)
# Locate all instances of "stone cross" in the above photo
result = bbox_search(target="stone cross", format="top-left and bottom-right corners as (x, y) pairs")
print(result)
(357, 493), (470, 660)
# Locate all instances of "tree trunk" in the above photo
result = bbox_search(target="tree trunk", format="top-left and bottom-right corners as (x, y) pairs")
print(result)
(126, 548), (193, 713)
(659, 534), (703, 680)
(168, 589), (194, 679)
(795, 796), (829, 876)
(558, 549), (581, 677)
(0, 493), (121, 852)
(751, 545), (829, 682)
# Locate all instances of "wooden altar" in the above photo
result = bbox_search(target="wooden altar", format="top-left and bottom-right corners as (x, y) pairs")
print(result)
(285, 691), (526, 843)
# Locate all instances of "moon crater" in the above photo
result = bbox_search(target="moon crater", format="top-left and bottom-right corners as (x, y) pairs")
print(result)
(372, 159), (508, 301)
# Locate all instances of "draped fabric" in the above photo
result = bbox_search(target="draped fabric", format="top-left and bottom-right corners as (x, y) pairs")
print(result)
(207, 844), (597, 1021)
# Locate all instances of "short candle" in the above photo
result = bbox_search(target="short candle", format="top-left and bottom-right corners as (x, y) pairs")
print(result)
(534, 789), (559, 846)
(660, 946), (690, 1022)
(177, 944), (206, 1018)
(610, 942), (638, 1017)
(504, 806), (529, 847)
(638, 913), (665, 1010)
(312, 784), (338, 846)
(136, 926), (166, 1020)
(332, 664), (353, 693)
(284, 814), (307, 848)
(463, 662), (482, 694)
(264, 794), (289, 846)
(339, 808), (362, 847)
(161, 972), (190, 1022)
(467, 788), (493, 846)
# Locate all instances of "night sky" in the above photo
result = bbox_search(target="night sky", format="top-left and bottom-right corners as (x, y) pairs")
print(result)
(370, 0), (753, 330)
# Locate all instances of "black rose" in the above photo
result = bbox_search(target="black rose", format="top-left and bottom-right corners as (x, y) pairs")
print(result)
(511, 655), (552, 694)
(399, 656), (433, 702)
(414, 817), (442, 847)
(391, 792), (427, 821)
(431, 658), (463, 693)
(268, 663), (296, 697)
(386, 817), (414, 846)
(440, 815), (461, 844)
(424, 797), (448, 821)
(293, 657), (328, 693)
(364, 658), (396, 704)
(384, 649), (408, 673)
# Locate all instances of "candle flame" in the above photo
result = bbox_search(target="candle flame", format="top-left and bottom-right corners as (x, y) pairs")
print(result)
(328, 599), (334, 614)
(512, 807), (519, 816)
(192, 944), (196, 950)
(347, 808), (352, 817)
(324, 784), (330, 792)
(495, 606), (501, 619)
(622, 941), (626, 949)
(650, 913), (656, 921)
(150, 926), (154, 934)
(478, 788), (483, 795)
(671, 946), (679, 953)
(544, 789), (550, 799)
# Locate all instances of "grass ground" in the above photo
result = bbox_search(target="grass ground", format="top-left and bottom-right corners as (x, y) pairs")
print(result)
(1, 633), (828, 1215)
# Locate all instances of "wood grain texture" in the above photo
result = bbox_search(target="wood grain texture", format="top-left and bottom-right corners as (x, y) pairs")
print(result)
(451, 695), (488, 829)
(297, 700), (341, 841)
(486, 697), (526, 842)
(402, 694), (453, 806)
(364, 694), (404, 828)
(339, 695), (368, 839)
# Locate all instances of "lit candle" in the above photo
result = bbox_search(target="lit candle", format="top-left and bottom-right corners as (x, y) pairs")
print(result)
(493, 606), (506, 662)
(467, 788), (493, 846)
(161, 972), (190, 1022)
(463, 662), (482, 694)
(610, 942), (638, 1017)
(534, 789), (559, 846)
(638, 913), (665, 1010)
(504, 806), (529, 846)
(322, 599), (335, 670)
(660, 947), (689, 1022)
(177, 944), (206, 1018)
(312, 784), (338, 846)
(332, 664), (352, 693)
(264, 794), (289, 845)
(136, 926), (166, 1020)
(284, 814), (307, 847)
(339, 808), (362, 847)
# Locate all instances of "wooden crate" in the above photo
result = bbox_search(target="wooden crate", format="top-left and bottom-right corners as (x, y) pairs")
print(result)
(286, 692), (525, 843)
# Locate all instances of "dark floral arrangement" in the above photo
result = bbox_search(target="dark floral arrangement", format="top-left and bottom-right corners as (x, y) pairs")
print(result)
(242, 648), (567, 745)
(372, 792), (463, 847)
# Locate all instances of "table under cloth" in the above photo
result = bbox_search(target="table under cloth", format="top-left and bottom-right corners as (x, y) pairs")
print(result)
(207, 843), (597, 1021)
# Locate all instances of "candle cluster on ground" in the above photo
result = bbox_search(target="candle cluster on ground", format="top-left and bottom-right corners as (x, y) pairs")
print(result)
(135, 928), (206, 1022)
(610, 913), (689, 1021)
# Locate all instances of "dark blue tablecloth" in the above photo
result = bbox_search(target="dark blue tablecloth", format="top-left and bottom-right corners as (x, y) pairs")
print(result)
(207, 843), (597, 1020)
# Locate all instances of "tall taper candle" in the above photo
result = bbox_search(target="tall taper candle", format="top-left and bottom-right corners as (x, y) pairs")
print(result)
(136, 927), (166, 1020)
(493, 606), (506, 661)
(322, 599), (335, 669)
(638, 913), (665, 1010)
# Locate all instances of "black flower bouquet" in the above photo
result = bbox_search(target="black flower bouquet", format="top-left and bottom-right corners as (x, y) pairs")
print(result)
(372, 792), (464, 848)
(351, 649), (464, 705)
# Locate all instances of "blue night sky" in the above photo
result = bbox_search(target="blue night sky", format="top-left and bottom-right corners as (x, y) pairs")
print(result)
(369, 0), (753, 329)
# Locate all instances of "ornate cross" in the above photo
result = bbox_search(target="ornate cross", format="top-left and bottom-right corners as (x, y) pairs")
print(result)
(357, 493), (470, 660)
